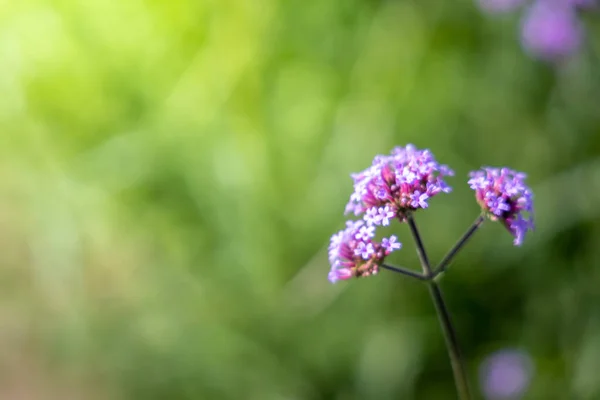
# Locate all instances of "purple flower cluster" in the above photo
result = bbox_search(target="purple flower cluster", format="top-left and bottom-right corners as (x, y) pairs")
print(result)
(344, 144), (454, 221)
(328, 220), (401, 283)
(328, 145), (453, 283)
(327, 144), (535, 282)
(476, 0), (595, 62)
(468, 167), (534, 245)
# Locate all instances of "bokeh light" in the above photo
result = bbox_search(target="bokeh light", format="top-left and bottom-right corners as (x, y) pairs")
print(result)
(479, 348), (535, 399)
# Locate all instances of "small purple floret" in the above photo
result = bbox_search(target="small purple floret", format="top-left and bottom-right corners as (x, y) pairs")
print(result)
(410, 191), (429, 209)
(364, 205), (395, 226)
(364, 207), (381, 226)
(355, 225), (375, 241)
(327, 220), (402, 283)
(354, 242), (375, 259)
(378, 206), (395, 226)
(345, 144), (454, 221)
(468, 167), (534, 246)
(381, 235), (402, 253)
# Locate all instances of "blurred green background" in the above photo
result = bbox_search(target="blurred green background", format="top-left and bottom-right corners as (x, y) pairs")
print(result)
(1, 0), (600, 399)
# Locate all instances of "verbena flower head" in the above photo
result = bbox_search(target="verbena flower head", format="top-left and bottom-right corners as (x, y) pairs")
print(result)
(328, 220), (402, 283)
(468, 167), (534, 246)
(345, 145), (454, 223)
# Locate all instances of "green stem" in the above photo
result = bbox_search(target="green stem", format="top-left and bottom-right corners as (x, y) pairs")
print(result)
(433, 215), (485, 279)
(381, 263), (429, 281)
(406, 213), (432, 277)
(407, 213), (472, 400)
(428, 282), (472, 400)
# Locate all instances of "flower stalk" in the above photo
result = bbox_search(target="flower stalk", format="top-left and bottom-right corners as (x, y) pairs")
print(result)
(380, 263), (429, 281)
(406, 213), (433, 277)
(433, 214), (486, 278)
(408, 214), (472, 400)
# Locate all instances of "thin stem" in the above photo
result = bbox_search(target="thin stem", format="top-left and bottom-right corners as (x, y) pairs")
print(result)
(428, 282), (472, 400)
(433, 215), (485, 278)
(406, 213), (432, 276)
(381, 263), (430, 281)
(407, 213), (472, 400)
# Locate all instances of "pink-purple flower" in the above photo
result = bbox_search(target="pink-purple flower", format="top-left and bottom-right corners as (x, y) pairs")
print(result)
(468, 167), (534, 246)
(345, 145), (454, 222)
(328, 220), (402, 283)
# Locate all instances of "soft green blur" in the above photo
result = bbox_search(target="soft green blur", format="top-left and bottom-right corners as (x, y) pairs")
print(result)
(1, 0), (600, 399)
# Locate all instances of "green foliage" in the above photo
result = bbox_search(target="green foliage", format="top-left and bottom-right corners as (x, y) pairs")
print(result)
(1, 0), (599, 398)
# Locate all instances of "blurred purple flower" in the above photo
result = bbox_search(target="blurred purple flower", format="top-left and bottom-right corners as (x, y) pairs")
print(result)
(568, 0), (597, 9)
(479, 349), (534, 399)
(327, 220), (401, 283)
(477, 0), (527, 13)
(344, 145), (453, 222)
(468, 167), (534, 246)
(521, 0), (584, 62)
